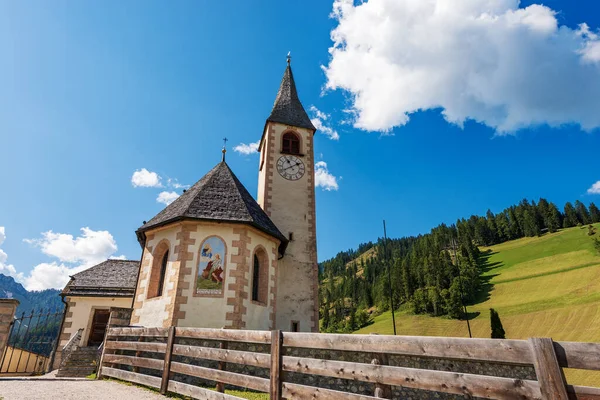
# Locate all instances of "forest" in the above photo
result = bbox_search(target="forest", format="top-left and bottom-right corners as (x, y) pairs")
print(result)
(319, 198), (600, 333)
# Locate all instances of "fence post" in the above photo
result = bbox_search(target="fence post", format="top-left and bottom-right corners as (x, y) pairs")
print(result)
(160, 326), (176, 395)
(216, 340), (228, 393)
(529, 338), (568, 400)
(97, 328), (110, 380)
(270, 330), (283, 400)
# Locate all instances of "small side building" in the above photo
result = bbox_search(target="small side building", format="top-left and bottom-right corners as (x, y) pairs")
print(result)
(53, 259), (139, 369)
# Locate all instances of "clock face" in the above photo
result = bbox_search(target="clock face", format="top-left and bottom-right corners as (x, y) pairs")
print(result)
(277, 155), (305, 181)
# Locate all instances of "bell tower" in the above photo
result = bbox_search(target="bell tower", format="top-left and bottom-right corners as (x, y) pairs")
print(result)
(257, 57), (319, 332)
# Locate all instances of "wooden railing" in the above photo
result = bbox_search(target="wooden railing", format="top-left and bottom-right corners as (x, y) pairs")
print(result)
(98, 327), (600, 400)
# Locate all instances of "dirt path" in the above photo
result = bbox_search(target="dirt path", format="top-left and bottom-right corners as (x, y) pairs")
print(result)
(0, 372), (169, 400)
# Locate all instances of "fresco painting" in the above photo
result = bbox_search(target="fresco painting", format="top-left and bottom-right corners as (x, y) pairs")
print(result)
(196, 236), (226, 295)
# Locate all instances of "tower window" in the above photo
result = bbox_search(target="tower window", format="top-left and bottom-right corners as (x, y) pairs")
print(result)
(291, 321), (299, 332)
(288, 232), (293, 241)
(282, 132), (300, 155)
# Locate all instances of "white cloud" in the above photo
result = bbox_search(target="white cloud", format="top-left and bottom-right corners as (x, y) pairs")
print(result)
(23, 262), (77, 292)
(21, 227), (122, 291)
(157, 191), (180, 205)
(310, 106), (340, 140)
(234, 141), (260, 155)
(0, 227), (24, 283)
(131, 168), (162, 188)
(167, 178), (190, 190)
(324, 0), (600, 133)
(588, 181), (600, 195)
(315, 161), (340, 191)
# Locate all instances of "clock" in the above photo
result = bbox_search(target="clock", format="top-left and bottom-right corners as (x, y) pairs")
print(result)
(277, 155), (305, 181)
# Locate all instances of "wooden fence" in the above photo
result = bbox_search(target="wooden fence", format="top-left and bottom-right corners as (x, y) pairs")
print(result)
(98, 326), (600, 400)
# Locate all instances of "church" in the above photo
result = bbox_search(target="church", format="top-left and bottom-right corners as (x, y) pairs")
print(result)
(130, 58), (319, 332)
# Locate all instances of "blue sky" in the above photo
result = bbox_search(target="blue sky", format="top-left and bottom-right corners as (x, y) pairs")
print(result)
(1, 0), (599, 290)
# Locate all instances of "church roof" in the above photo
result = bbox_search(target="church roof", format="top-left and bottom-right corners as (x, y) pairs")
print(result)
(266, 63), (316, 131)
(137, 162), (288, 253)
(62, 259), (139, 297)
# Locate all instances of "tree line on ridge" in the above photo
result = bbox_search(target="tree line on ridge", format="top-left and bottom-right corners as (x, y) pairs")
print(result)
(319, 198), (600, 333)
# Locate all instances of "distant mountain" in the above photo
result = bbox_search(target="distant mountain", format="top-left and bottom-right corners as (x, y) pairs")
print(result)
(0, 274), (63, 316)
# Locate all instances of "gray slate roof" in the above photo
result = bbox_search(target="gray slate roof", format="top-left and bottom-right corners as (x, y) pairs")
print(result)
(137, 162), (288, 253)
(266, 63), (316, 131)
(62, 259), (139, 297)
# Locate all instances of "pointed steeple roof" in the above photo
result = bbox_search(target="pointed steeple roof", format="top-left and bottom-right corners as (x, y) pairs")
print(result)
(137, 162), (288, 254)
(267, 62), (316, 131)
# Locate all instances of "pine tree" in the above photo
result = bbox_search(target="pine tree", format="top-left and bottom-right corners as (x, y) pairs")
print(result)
(575, 201), (591, 225)
(495, 212), (510, 242)
(589, 202), (600, 223)
(490, 308), (506, 339)
(563, 202), (579, 228)
(507, 207), (522, 239)
(486, 210), (499, 244)
(546, 202), (562, 233)
(446, 279), (464, 319)
(594, 238), (600, 255)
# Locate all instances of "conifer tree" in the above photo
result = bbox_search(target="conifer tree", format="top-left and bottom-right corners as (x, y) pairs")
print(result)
(546, 202), (562, 233)
(575, 200), (591, 225)
(490, 308), (506, 339)
(589, 202), (600, 223)
(563, 202), (579, 228)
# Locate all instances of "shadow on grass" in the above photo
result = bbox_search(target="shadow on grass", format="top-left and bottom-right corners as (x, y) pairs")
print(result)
(470, 249), (503, 306)
(464, 311), (481, 321)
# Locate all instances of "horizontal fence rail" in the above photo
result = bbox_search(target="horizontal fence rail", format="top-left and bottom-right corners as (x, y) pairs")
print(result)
(98, 326), (600, 400)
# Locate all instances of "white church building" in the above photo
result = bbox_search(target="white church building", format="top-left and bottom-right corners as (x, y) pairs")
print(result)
(130, 59), (319, 332)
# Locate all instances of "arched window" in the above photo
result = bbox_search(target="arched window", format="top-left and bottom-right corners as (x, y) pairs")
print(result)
(157, 250), (168, 297)
(148, 241), (169, 298)
(251, 248), (269, 305)
(252, 254), (260, 302)
(282, 132), (300, 155)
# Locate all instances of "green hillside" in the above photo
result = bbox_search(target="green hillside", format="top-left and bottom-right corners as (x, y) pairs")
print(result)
(356, 223), (600, 386)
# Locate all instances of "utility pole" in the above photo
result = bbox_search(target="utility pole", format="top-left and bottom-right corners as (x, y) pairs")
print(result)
(383, 220), (396, 335)
(451, 238), (472, 338)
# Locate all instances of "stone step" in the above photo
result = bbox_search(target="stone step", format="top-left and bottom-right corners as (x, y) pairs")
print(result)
(56, 371), (96, 378)
(68, 354), (98, 360)
(64, 362), (96, 368)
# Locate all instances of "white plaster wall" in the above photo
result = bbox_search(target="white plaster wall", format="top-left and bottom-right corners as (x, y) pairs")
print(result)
(242, 230), (277, 331)
(177, 223), (276, 330)
(62, 296), (132, 347)
(131, 225), (180, 328)
(178, 223), (236, 328)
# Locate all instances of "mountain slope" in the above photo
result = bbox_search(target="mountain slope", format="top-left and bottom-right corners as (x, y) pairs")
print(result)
(0, 274), (63, 315)
(356, 223), (600, 386)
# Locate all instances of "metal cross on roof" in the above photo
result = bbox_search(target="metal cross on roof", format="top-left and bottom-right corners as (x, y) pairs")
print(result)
(222, 137), (228, 161)
(287, 51), (291, 65)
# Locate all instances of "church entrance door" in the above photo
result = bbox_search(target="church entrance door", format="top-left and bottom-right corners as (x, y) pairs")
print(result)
(88, 309), (110, 347)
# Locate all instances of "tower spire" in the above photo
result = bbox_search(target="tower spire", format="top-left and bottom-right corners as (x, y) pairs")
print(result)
(266, 54), (315, 131)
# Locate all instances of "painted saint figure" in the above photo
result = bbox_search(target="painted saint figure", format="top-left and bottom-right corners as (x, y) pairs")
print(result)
(196, 236), (226, 295)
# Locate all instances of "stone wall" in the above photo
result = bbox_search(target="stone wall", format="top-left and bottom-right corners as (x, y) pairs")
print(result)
(0, 299), (19, 362)
(104, 333), (537, 400)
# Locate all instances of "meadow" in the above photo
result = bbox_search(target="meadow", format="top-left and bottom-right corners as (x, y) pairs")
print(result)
(356, 223), (600, 386)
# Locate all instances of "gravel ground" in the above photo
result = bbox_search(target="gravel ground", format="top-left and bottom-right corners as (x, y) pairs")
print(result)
(0, 371), (169, 400)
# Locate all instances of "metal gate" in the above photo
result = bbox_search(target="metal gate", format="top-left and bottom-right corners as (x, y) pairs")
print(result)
(0, 308), (63, 375)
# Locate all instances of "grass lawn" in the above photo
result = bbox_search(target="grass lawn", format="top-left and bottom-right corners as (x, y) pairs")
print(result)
(356, 223), (600, 386)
